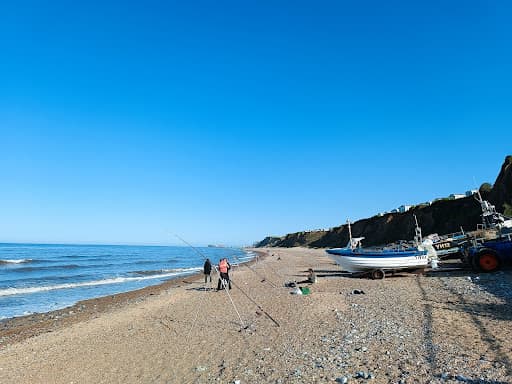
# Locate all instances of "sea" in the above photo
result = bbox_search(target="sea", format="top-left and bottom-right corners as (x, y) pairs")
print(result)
(0, 243), (253, 320)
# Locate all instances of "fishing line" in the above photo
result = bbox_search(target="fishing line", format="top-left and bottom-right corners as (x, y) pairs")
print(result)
(184, 278), (211, 340)
(176, 235), (279, 328)
(231, 254), (278, 288)
(260, 251), (286, 279)
(229, 279), (280, 328)
(175, 235), (246, 329)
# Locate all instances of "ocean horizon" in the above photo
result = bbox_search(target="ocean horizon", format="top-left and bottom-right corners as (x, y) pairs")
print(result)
(0, 242), (253, 320)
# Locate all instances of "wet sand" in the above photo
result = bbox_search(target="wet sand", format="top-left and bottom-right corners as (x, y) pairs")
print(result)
(1, 247), (512, 383)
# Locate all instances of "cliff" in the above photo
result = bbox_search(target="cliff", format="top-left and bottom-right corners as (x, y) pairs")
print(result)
(488, 155), (512, 216)
(256, 155), (512, 248)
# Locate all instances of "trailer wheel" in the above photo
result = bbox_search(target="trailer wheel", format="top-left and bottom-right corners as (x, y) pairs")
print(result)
(474, 249), (500, 272)
(371, 269), (385, 280)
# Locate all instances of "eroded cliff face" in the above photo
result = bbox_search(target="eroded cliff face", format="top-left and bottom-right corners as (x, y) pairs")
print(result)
(256, 156), (512, 248)
(489, 155), (512, 216)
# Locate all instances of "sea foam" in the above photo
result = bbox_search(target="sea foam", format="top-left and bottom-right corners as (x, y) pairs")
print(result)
(0, 267), (201, 297)
(0, 259), (32, 264)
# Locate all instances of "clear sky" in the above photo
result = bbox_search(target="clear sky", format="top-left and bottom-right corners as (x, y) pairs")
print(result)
(1, 1), (511, 246)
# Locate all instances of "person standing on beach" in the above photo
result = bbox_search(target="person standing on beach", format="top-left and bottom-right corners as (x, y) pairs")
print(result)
(203, 258), (212, 284)
(216, 258), (232, 290)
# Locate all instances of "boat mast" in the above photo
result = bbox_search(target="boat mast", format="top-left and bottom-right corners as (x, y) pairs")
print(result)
(475, 189), (499, 229)
(347, 219), (354, 249)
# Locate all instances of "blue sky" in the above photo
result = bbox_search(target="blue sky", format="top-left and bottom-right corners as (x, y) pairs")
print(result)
(1, 1), (511, 245)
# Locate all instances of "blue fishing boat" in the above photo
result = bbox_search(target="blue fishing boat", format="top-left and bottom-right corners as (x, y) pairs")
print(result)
(326, 219), (437, 278)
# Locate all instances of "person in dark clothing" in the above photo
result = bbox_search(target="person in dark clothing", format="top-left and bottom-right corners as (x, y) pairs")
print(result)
(298, 268), (318, 284)
(306, 268), (318, 284)
(216, 258), (232, 290)
(203, 258), (212, 283)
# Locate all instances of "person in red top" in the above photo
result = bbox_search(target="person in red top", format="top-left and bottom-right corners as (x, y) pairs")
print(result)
(216, 258), (232, 290)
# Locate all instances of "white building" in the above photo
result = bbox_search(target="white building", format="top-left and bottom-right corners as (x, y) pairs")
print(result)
(465, 189), (478, 197)
(398, 205), (412, 213)
(449, 193), (465, 200)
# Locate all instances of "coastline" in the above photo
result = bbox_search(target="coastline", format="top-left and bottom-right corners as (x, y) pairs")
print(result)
(1, 247), (512, 383)
(0, 249), (267, 347)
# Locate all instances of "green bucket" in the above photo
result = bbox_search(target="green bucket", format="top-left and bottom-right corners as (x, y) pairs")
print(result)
(300, 287), (310, 295)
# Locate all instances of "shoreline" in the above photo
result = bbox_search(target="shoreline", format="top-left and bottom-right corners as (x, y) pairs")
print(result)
(0, 248), (267, 347)
(1, 247), (512, 383)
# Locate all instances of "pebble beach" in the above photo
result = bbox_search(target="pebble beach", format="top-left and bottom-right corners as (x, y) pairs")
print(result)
(1, 247), (512, 383)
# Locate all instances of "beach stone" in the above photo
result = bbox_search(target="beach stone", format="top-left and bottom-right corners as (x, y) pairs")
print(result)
(195, 366), (207, 372)
(4, 248), (512, 384)
(455, 374), (468, 382)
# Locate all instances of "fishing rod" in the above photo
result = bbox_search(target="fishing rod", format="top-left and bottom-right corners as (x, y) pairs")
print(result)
(229, 279), (280, 328)
(231, 254), (278, 288)
(176, 235), (280, 328)
(175, 235), (246, 329)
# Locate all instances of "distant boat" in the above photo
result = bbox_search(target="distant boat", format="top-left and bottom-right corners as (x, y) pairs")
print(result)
(326, 219), (437, 279)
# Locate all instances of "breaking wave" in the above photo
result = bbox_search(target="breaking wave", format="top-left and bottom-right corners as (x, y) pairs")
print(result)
(0, 259), (32, 265)
(132, 267), (200, 276)
(10, 264), (81, 273)
(0, 268), (201, 297)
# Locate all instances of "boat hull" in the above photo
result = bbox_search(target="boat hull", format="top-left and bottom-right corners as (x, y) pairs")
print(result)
(326, 248), (429, 273)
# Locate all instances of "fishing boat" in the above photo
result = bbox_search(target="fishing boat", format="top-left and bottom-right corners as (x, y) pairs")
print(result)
(326, 219), (437, 279)
(460, 193), (512, 270)
(430, 192), (512, 261)
(429, 232), (468, 259)
(476, 192), (512, 233)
